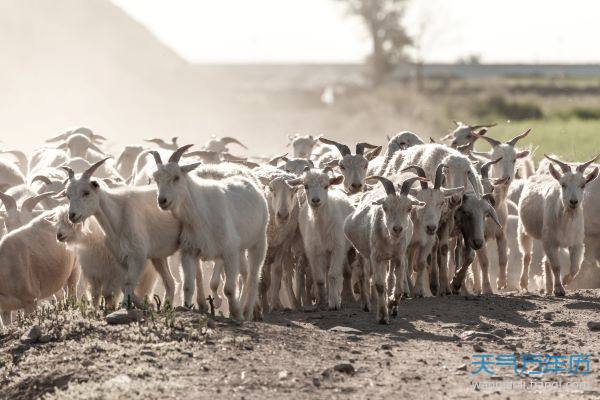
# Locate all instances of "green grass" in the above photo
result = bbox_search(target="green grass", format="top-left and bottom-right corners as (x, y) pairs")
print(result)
(473, 118), (600, 162)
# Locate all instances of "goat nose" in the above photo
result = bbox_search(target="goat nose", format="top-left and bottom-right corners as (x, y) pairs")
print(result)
(392, 226), (402, 234)
(56, 233), (63, 241)
(570, 199), (579, 206)
(311, 198), (320, 205)
(426, 225), (437, 234)
(69, 212), (76, 221)
(473, 239), (484, 249)
(276, 211), (288, 219)
(158, 197), (167, 205)
(351, 183), (363, 190)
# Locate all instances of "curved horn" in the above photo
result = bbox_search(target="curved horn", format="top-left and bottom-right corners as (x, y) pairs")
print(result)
(355, 142), (378, 155)
(456, 143), (471, 154)
(87, 142), (106, 155)
(318, 137), (351, 157)
(434, 164), (447, 190)
(470, 122), (497, 130)
(478, 134), (502, 147)
(577, 154), (600, 173)
(487, 202), (502, 228)
(268, 153), (289, 166)
(91, 133), (107, 141)
(401, 165), (428, 189)
(22, 192), (56, 213)
(544, 154), (571, 173)
(0, 192), (17, 212)
(400, 176), (428, 196)
(507, 128), (532, 147)
(365, 175), (396, 196)
(467, 170), (482, 197)
(46, 131), (71, 143)
(82, 157), (111, 179)
(61, 166), (75, 180)
(220, 137), (248, 149)
(1, 150), (28, 166)
(31, 175), (53, 186)
(148, 151), (163, 166)
(480, 157), (503, 179)
(169, 145), (194, 163)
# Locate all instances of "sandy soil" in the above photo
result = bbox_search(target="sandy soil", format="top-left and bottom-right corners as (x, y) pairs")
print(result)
(2, 290), (600, 400)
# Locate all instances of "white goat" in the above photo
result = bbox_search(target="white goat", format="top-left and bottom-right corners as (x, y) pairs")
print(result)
(149, 145), (268, 320)
(344, 176), (425, 323)
(288, 167), (354, 310)
(62, 159), (178, 307)
(0, 191), (56, 232)
(51, 206), (157, 308)
(318, 138), (382, 194)
(0, 213), (77, 325)
(518, 154), (599, 296)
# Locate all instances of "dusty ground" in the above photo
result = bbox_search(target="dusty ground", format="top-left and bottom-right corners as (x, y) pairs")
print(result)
(2, 290), (600, 400)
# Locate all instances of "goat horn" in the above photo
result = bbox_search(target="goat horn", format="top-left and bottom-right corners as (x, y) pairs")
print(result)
(82, 157), (111, 179)
(470, 122), (497, 130)
(355, 142), (378, 155)
(507, 128), (532, 147)
(544, 154), (571, 173)
(467, 170), (482, 197)
(148, 151), (163, 166)
(46, 131), (71, 143)
(31, 175), (53, 186)
(365, 175), (396, 196)
(268, 153), (289, 166)
(400, 176), (428, 196)
(487, 203), (502, 228)
(0, 192), (17, 212)
(319, 137), (351, 157)
(169, 145), (194, 163)
(88, 142), (106, 155)
(22, 192), (55, 213)
(480, 157), (503, 179)
(434, 164), (447, 190)
(401, 165), (428, 189)
(220, 137), (248, 149)
(577, 154), (600, 173)
(61, 166), (75, 180)
(478, 134), (502, 147)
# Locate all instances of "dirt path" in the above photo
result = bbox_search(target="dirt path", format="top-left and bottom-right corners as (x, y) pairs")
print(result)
(2, 290), (600, 399)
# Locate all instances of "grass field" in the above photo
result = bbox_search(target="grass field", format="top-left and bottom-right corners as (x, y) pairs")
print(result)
(472, 118), (600, 162)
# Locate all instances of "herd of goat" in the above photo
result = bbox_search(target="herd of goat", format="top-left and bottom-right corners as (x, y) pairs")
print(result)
(0, 123), (598, 325)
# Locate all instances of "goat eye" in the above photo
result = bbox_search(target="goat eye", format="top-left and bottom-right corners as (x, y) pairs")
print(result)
(562, 184), (566, 188)
(340, 165), (345, 170)
(324, 185), (330, 190)
(173, 176), (180, 182)
(83, 191), (90, 197)
(303, 185), (308, 190)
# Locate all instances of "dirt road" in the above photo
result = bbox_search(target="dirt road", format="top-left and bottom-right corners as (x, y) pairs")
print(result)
(2, 290), (600, 399)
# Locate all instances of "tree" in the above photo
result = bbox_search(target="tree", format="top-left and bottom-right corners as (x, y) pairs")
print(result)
(337, 0), (412, 86)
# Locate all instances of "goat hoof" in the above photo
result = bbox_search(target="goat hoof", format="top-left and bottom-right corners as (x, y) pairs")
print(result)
(378, 316), (390, 325)
(554, 287), (566, 297)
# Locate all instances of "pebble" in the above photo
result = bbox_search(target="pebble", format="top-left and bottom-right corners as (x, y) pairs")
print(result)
(473, 343), (485, 353)
(106, 309), (144, 325)
(278, 370), (288, 380)
(334, 363), (356, 375)
(328, 326), (361, 334)
(20, 325), (42, 344)
(543, 312), (554, 321)
(457, 364), (468, 371)
(206, 319), (216, 329)
(588, 321), (600, 331)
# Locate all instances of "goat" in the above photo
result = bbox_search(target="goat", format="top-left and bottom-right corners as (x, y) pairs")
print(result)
(62, 159), (178, 307)
(150, 145), (268, 320)
(288, 167), (354, 310)
(318, 138), (382, 194)
(518, 154), (599, 296)
(344, 176), (425, 323)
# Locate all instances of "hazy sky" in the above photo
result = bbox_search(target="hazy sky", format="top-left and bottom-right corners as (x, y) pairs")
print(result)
(113, 0), (600, 64)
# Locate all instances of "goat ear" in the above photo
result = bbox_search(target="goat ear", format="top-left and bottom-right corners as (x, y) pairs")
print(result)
(287, 178), (303, 186)
(53, 190), (66, 199)
(516, 150), (530, 159)
(366, 146), (382, 161)
(548, 163), (562, 181)
(258, 176), (271, 186)
(181, 162), (202, 174)
(330, 175), (344, 186)
(483, 193), (496, 207)
(371, 198), (384, 206)
(408, 196), (425, 207)
(471, 151), (492, 160)
(585, 167), (599, 185)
